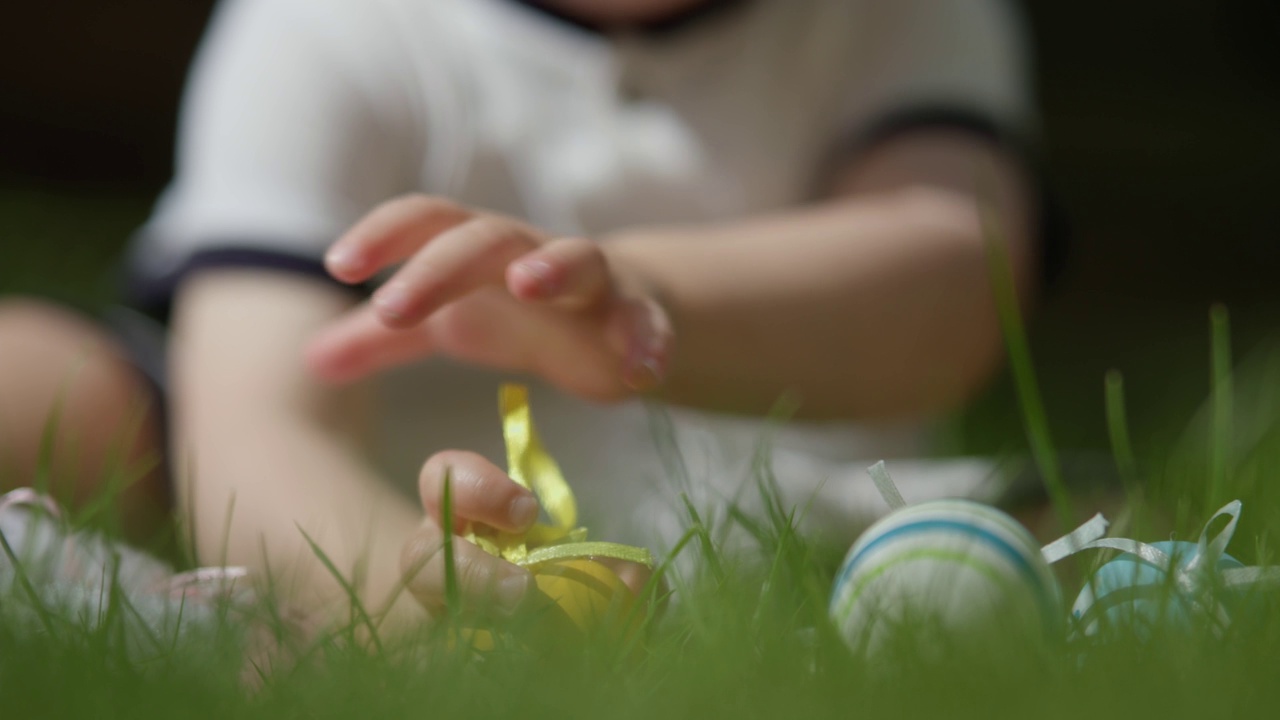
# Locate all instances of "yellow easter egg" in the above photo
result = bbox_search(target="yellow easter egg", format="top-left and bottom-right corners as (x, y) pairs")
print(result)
(532, 559), (638, 638)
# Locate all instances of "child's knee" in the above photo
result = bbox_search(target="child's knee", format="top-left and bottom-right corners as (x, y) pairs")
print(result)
(0, 297), (162, 504)
(0, 297), (135, 409)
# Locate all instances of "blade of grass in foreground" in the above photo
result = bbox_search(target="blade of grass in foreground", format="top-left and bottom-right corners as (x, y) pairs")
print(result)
(1104, 370), (1139, 494)
(31, 356), (96, 508)
(1209, 304), (1233, 508)
(440, 469), (460, 618)
(615, 525), (698, 663)
(32, 381), (68, 499)
(76, 399), (161, 541)
(978, 193), (1074, 532)
(0, 529), (62, 638)
(101, 553), (166, 661)
(644, 399), (693, 497)
(679, 493), (725, 584)
(297, 525), (385, 655)
(174, 455), (201, 571)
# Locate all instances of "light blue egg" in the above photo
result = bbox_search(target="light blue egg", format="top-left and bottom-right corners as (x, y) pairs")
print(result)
(1071, 540), (1245, 638)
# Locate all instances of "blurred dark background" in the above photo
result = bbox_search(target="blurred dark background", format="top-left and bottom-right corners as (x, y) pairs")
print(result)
(0, 0), (1277, 455)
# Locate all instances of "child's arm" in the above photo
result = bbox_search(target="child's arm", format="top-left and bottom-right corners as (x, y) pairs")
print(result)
(308, 128), (1034, 421)
(175, 268), (573, 631)
(170, 270), (429, 627)
(607, 128), (1036, 419)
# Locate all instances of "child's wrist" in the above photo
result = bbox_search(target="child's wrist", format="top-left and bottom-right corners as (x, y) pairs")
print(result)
(601, 232), (674, 321)
(600, 235), (677, 397)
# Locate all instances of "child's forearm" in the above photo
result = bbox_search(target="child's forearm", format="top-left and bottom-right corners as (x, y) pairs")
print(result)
(607, 133), (1035, 420)
(171, 271), (426, 630)
(181, 407), (425, 628)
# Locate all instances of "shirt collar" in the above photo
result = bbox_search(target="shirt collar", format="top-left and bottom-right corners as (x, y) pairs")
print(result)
(505, 0), (751, 38)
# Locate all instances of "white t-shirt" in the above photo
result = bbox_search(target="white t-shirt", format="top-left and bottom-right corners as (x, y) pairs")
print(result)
(129, 0), (1034, 550)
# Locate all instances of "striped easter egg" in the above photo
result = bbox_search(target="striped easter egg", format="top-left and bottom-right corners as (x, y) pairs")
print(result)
(829, 499), (1063, 657)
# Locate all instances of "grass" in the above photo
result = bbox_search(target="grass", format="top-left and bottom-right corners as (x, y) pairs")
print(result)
(5, 313), (1280, 719)
(0, 183), (149, 310)
(5, 189), (1280, 717)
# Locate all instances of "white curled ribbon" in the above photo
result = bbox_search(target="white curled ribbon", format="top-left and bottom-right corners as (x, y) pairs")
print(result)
(1189, 500), (1241, 575)
(1066, 500), (1280, 635)
(867, 461), (907, 512)
(1068, 500), (1257, 584)
(1041, 513), (1111, 565)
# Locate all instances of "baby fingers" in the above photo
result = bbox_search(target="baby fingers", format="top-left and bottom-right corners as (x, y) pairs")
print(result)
(371, 216), (543, 328)
(325, 195), (473, 283)
(612, 296), (675, 393)
(304, 304), (437, 384)
(418, 450), (541, 534)
(506, 237), (610, 308)
(400, 519), (534, 616)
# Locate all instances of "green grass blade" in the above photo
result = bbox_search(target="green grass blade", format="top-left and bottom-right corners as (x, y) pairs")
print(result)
(32, 385), (67, 498)
(217, 492), (236, 569)
(296, 524), (385, 655)
(726, 504), (772, 548)
(615, 526), (699, 662)
(1209, 303), (1233, 507)
(30, 354), (93, 505)
(0, 529), (62, 639)
(440, 469), (460, 619)
(166, 589), (189, 658)
(978, 193), (1074, 532)
(102, 555), (166, 659)
(679, 493), (725, 584)
(177, 455), (200, 569)
(74, 399), (158, 539)
(645, 399), (693, 496)
(1104, 370), (1139, 494)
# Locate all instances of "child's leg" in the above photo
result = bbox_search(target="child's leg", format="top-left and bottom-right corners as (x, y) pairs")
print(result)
(0, 297), (169, 542)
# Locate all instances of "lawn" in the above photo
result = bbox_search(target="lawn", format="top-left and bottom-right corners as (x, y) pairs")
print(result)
(3, 184), (1280, 718)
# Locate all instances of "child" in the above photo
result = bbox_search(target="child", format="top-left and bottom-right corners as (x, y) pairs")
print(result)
(0, 0), (1045, 628)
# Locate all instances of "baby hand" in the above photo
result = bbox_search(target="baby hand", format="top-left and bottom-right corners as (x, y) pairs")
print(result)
(399, 450), (539, 617)
(399, 450), (652, 617)
(305, 196), (672, 401)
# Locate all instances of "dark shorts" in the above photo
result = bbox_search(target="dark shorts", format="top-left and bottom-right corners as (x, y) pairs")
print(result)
(101, 304), (173, 483)
(102, 305), (169, 395)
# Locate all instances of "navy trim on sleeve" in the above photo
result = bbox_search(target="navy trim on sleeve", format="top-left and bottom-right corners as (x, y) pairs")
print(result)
(855, 107), (1023, 158)
(829, 105), (1070, 294)
(122, 245), (372, 323)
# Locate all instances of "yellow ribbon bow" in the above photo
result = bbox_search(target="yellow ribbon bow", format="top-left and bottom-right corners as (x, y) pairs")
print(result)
(463, 384), (653, 570)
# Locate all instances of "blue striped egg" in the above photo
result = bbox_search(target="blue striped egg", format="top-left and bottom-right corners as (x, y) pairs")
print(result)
(829, 500), (1063, 656)
(1071, 540), (1245, 639)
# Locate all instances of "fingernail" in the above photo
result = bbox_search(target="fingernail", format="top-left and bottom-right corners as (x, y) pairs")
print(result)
(623, 355), (665, 392)
(509, 494), (540, 529)
(642, 327), (668, 356)
(496, 571), (533, 613)
(326, 249), (359, 275)
(374, 284), (411, 319)
(514, 260), (558, 298)
(622, 305), (668, 391)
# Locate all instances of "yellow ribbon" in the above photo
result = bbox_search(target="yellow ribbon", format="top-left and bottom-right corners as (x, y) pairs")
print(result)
(463, 384), (653, 570)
